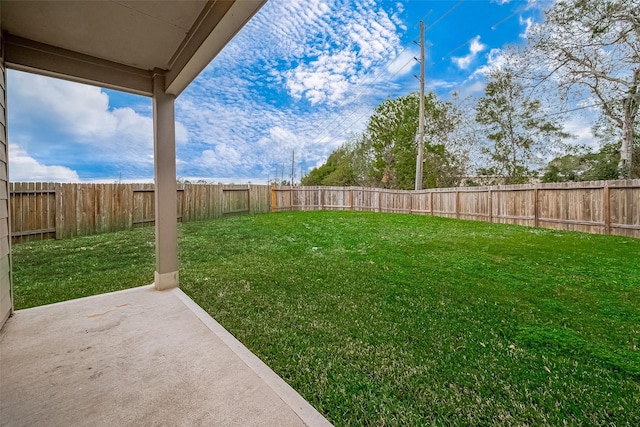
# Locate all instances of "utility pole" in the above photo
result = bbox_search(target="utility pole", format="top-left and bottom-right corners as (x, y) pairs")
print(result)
(291, 150), (295, 187)
(281, 162), (285, 184)
(415, 20), (425, 191)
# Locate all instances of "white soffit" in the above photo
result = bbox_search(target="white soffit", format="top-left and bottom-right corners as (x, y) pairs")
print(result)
(1, 0), (266, 96)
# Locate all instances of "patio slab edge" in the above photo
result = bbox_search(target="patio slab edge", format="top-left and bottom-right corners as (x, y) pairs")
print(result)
(172, 287), (333, 427)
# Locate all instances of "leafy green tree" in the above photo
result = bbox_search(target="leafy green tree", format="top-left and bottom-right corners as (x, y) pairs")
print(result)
(581, 144), (628, 181)
(541, 153), (588, 182)
(541, 149), (617, 182)
(366, 93), (421, 189)
(529, 0), (639, 178)
(304, 93), (468, 189)
(423, 143), (468, 188)
(343, 133), (377, 187)
(366, 92), (464, 189)
(592, 114), (640, 179)
(475, 68), (571, 184)
(541, 141), (637, 183)
(301, 145), (356, 186)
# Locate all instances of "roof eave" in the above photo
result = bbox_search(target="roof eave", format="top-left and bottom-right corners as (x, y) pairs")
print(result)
(165, 0), (266, 96)
(3, 0), (268, 98)
(4, 33), (154, 97)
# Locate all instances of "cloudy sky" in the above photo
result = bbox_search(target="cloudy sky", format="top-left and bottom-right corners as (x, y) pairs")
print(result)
(8, 0), (565, 183)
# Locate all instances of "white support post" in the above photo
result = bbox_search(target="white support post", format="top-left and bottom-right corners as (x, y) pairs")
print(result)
(153, 72), (178, 290)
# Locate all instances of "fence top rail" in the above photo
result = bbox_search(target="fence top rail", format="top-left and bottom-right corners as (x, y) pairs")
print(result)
(9, 183), (270, 189)
(10, 189), (57, 194)
(272, 179), (640, 194)
(10, 181), (638, 196)
(274, 186), (415, 194)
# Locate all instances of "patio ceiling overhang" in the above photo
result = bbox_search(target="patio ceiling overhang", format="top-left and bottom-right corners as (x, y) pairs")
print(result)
(1, 0), (266, 96)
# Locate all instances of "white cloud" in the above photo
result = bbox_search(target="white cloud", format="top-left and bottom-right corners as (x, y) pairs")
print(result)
(171, 0), (410, 180)
(200, 146), (242, 170)
(285, 52), (358, 105)
(525, 0), (545, 9)
(458, 81), (486, 97)
(10, 72), (118, 139)
(176, 76), (347, 179)
(266, 126), (304, 148)
(562, 112), (599, 150)
(8, 71), (190, 179)
(471, 48), (510, 78)
(9, 144), (80, 182)
(385, 47), (419, 77)
(242, 0), (404, 106)
(519, 16), (534, 39)
(6, 0), (563, 183)
(452, 36), (487, 70)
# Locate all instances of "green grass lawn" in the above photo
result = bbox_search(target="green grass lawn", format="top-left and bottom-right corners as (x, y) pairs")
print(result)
(13, 211), (640, 425)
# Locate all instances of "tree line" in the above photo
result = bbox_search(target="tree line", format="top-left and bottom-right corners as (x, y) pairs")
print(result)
(302, 0), (639, 188)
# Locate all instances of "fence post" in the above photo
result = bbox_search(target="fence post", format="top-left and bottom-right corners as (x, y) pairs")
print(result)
(409, 192), (413, 215)
(603, 182), (611, 235)
(534, 185), (539, 228)
(430, 191), (434, 216)
(12, 181), (640, 240)
(271, 185), (276, 213)
(180, 184), (186, 224)
(488, 189), (493, 224)
(55, 183), (62, 240)
(247, 184), (251, 214)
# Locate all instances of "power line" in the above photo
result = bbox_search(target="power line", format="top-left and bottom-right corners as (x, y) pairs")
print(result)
(309, 2), (466, 148)
(533, 102), (601, 121)
(307, 45), (425, 147)
(309, 56), (418, 147)
(305, 54), (415, 147)
(315, 0), (561, 147)
(304, 10), (437, 148)
(490, 2), (530, 30)
(412, 9), (434, 30)
(444, 36), (478, 58)
(426, 0), (464, 31)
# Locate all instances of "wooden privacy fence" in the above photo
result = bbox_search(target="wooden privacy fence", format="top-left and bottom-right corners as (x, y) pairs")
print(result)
(10, 183), (271, 243)
(272, 180), (640, 239)
(11, 180), (640, 242)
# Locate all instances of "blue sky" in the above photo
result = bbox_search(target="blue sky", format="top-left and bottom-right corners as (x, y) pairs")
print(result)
(9, 0), (575, 183)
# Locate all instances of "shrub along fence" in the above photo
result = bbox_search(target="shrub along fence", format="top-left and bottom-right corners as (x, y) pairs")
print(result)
(10, 182), (271, 243)
(272, 180), (640, 239)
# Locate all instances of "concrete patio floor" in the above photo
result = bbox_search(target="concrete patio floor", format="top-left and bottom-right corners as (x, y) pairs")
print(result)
(0, 285), (332, 426)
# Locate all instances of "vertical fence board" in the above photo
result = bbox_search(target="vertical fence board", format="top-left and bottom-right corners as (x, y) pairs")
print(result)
(9, 181), (640, 242)
(213, 185), (223, 218)
(20, 183), (29, 240)
(271, 180), (640, 238)
(34, 182), (43, 240)
(62, 184), (77, 239)
(28, 182), (36, 238)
